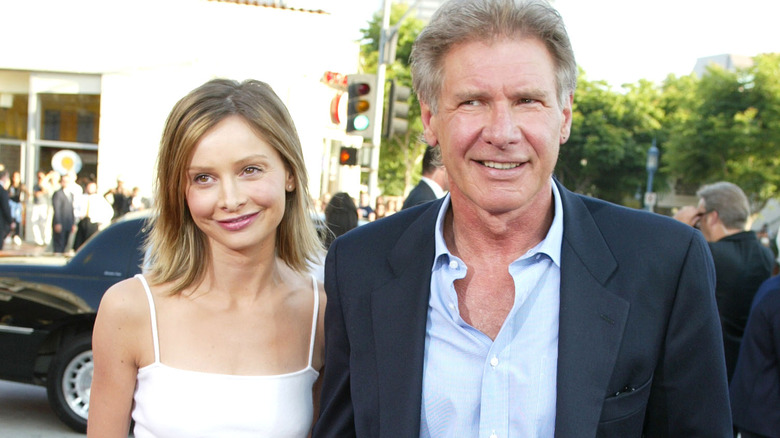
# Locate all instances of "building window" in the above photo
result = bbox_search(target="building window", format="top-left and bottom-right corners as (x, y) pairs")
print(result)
(39, 94), (100, 143)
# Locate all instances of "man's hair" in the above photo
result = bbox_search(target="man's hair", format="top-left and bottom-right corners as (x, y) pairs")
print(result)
(145, 78), (322, 294)
(697, 181), (750, 230)
(410, 0), (577, 114)
(0, 170), (8, 180)
(421, 146), (441, 176)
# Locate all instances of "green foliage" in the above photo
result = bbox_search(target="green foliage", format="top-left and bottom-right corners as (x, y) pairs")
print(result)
(663, 53), (780, 208)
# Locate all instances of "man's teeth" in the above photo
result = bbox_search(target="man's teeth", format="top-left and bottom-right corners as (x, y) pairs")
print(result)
(482, 161), (520, 169)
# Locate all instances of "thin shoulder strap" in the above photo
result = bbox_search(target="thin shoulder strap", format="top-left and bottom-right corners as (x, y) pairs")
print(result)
(307, 275), (320, 369)
(135, 274), (160, 363)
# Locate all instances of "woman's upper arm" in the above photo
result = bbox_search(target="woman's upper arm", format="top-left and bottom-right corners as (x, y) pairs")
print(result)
(87, 279), (147, 438)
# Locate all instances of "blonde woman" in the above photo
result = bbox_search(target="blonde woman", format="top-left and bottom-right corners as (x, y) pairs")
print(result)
(88, 79), (325, 437)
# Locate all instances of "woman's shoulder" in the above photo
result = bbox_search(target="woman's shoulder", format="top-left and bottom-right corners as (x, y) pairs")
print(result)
(98, 275), (153, 322)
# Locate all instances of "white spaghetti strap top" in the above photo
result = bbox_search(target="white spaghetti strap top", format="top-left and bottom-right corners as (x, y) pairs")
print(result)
(131, 274), (320, 438)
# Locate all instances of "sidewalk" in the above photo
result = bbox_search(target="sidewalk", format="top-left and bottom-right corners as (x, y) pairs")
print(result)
(0, 240), (50, 257)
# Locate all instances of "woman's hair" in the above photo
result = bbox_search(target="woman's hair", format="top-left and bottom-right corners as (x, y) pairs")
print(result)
(323, 192), (358, 249)
(410, 0), (577, 113)
(144, 78), (322, 294)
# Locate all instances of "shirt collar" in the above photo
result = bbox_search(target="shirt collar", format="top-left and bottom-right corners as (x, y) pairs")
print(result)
(433, 178), (564, 270)
(420, 176), (446, 199)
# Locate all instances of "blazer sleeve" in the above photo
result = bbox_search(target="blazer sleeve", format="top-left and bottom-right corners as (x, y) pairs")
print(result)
(312, 237), (357, 438)
(643, 231), (733, 436)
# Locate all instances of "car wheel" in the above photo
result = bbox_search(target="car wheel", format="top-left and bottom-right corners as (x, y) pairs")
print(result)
(47, 334), (92, 433)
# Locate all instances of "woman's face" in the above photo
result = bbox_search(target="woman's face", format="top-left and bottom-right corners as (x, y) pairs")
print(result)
(185, 116), (294, 255)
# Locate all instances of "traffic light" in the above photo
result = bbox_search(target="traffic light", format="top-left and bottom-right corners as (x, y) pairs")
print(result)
(339, 147), (358, 166)
(383, 79), (411, 138)
(346, 74), (377, 139)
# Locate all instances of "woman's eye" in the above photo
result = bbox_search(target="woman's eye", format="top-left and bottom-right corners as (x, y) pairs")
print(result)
(194, 174), (212, 184)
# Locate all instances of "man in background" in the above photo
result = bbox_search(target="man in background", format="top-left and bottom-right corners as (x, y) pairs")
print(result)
(675, 181), (774, 382)
(402, 145), (449, 210)
(0, 170), (16, 250)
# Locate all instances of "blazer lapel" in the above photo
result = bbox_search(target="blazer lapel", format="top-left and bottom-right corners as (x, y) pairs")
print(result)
(371, 200), (442, 437)
(554, 183), (630, 438)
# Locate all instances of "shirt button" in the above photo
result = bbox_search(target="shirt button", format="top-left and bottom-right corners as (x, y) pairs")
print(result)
(490, 356), (499, 367)
(448, 260), (458, 269)
(490, 432), (498, 438)
(448, 302), (456, 311)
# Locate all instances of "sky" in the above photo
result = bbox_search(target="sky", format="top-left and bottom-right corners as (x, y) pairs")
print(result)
(306, 0), (779, 88)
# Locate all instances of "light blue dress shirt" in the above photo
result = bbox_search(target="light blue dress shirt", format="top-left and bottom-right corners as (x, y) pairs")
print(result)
(420, 181), (563, 438)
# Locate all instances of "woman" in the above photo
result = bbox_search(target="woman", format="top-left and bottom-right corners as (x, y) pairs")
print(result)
(322, 192), (358, 249)
(88, 79), (325, 437)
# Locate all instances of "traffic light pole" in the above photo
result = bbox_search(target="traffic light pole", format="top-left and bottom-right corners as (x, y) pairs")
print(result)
(366, 0), (392, 202)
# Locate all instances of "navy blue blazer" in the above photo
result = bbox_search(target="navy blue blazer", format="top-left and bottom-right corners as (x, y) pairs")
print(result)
(314, 180), (732, 437)
(730, 274), (780, 437)
(401, 180), (437, 210)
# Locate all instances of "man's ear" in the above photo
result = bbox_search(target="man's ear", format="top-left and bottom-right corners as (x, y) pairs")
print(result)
(420, 102), (438, 147)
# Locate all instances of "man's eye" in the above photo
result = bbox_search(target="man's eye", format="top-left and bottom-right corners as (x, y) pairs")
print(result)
(243, 166), (262, 176)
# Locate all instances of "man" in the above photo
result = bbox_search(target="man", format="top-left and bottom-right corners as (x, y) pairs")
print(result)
(402, 146), (449, 210)
(51, 172), (77, 254)
(313, 0), (732, 436)
(73, 181), (114, 250)
(674, 181), (774, 382)
(730, 272), (780, 438)
(0, 170), (15, 250)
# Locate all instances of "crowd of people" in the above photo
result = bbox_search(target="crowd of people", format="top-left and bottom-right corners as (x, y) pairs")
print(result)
(0, 166), (150, 253)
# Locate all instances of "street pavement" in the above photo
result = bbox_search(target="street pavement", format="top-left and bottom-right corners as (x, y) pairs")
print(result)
(0, 380), (85, 437)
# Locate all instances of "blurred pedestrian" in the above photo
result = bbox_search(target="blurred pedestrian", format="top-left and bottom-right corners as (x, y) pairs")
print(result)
(104, 176), (131, 221)
(402, 145), (448, 210)
(8, 170), (26, 246)
(0, 170), (16, 250)
(51, 172), (76, 254)
(675, 181), (774, 382)
(73, 181), (113, 250)
(322, 192), (358, 249)
(730, 271), (780, 438)
(89, 78), (325, 437)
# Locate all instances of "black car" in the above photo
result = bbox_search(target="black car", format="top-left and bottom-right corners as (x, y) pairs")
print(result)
(0, 213), (148, 433)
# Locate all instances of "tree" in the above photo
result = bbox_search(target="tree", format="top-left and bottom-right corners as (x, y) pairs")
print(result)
(662, 54), (780, 208)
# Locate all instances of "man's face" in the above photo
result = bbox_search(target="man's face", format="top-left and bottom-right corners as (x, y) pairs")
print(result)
(695, 198), (716, 241)
(421, 37), (572, 217)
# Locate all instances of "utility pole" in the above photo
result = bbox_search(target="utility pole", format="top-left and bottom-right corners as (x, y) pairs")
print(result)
(366, 0), (392, 202)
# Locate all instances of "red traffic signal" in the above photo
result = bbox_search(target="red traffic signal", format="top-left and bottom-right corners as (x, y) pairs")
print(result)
(339, 147), (358, 166)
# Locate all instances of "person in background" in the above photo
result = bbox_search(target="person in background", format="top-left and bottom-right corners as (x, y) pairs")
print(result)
(313, 0), (732, 436)
(73, 181), (114, 250)
(357, 191), (375, 221)
(729, 267), (780, 438)
(104, 176), (131, 221)
(8, 170), (26, 246)
(88, 78), (325, 438)
(322, 192), (358, 249)
(51, 172), (76, 254)
(30, 170), (54, 246)
(401, 145), (449, 210)
(674, 181), (774, 382)
(0, 170), (16, 250)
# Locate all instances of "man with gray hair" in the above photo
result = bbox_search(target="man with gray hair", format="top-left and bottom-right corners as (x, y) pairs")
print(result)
(675, 181), (774, 383)
(315, 0), (732, 436)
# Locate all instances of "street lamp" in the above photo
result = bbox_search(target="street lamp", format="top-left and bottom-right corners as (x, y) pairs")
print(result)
(645, 138), (659, 212)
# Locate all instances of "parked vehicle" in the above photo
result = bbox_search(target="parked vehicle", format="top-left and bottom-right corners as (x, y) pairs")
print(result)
(0, 212), (149, 433)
